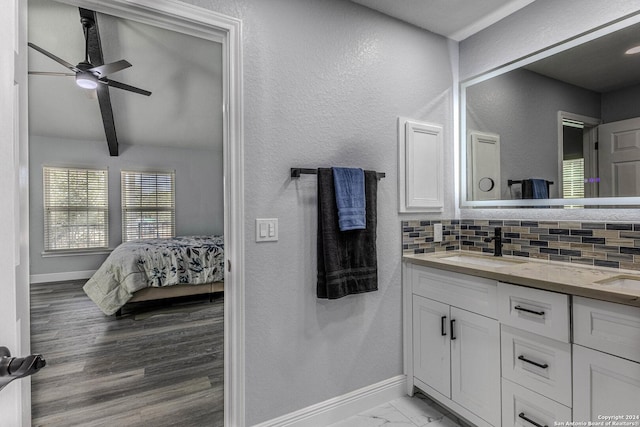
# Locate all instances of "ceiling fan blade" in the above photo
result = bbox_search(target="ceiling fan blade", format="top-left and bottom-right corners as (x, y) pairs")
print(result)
(89, 59), (132, 77)
(95, 84), (119, 156)
(100, 78), (152, 96)
(27, 42), (79, 72)
(80, 8), (118, 156)
(79, 8), (104, 67)
(28, 71), (75, 77)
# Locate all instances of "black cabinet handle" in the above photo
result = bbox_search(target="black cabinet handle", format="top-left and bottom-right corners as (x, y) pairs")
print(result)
(514, 305), (545, 316)
(450, 319), (456, 340)
(519, 412), (548, 427)
(441, 316), (447, 336)
(518, 355), (549, 369)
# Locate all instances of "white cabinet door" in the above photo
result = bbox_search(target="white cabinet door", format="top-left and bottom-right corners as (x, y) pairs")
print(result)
(398, 118), (444, 212)
(413, 295), (451, 397)
(451, 307), (501, 427)
(573, 344), (640, 421)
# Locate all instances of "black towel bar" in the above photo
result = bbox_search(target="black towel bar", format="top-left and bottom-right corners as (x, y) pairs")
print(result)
(508, 179), (553, 186)
(291, 168), (385, 179)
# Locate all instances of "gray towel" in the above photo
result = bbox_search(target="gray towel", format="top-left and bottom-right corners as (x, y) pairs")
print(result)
(317, 168), (378, 299)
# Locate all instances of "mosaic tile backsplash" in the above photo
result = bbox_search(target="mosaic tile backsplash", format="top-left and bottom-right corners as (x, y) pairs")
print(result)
(402, 219), (640, 271)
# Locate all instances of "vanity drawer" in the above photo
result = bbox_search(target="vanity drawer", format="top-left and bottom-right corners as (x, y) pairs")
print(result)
(501, 325), (572, 407)
(573, 296), (640, 363)
(502, 379), (571, 427)
(498, 283), (570, 342)
(411, 264), (498, 318)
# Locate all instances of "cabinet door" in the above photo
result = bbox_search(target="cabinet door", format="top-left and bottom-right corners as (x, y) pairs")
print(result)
(413, 295), (450, 397)
(451, 307), (501, 427)
(573, 344), (640, 421)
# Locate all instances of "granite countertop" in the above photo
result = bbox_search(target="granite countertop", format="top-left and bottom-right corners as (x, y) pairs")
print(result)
(403, 251), (640, 307)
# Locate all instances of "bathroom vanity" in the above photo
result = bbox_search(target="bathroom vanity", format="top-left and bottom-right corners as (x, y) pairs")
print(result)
(403, 252), (640, 427)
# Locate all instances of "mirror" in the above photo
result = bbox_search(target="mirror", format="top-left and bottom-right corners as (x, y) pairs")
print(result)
(462, 14), (640, 208)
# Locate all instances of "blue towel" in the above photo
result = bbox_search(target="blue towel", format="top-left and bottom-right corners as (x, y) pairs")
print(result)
(521, 179), (549, 199)
(530, 179), (549, 199)
(332, 167), (366, 231)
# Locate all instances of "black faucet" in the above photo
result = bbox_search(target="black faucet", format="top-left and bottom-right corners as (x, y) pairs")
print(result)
(484, 227), (503, 257)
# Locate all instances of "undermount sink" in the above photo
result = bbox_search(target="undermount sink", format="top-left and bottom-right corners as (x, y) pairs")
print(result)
(595, 275), (640, 290)
(439, 254), (526, 268)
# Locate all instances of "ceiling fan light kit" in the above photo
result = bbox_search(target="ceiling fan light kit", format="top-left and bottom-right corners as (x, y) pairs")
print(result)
(28, 8), (151, 156)
(75, 73), (98, 89)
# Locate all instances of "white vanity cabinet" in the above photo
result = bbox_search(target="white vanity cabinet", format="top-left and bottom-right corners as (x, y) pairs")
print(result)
(572, 297), (640, 420)
(406, 264), (501, 427)
(404, 257), (640, 427)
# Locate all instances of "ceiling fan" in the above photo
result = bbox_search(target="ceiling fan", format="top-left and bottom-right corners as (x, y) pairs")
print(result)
(28, 8), (151, 156)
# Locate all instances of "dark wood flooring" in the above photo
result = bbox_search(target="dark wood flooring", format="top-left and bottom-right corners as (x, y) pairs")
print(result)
(30, 280), (224, 427)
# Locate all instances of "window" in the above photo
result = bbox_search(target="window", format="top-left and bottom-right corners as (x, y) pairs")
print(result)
(562, 158), (585, 199)
(121, 170), (175, 242)
(43, 166), (109, 251)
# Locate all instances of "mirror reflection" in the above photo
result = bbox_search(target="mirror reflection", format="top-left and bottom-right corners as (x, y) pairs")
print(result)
(464, 18), (640, 204)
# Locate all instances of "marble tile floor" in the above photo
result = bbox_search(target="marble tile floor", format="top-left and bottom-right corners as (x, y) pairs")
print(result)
(329, 392), (469, 427)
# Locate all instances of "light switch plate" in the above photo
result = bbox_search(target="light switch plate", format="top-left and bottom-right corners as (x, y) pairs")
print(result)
(256, 218), (278, 242)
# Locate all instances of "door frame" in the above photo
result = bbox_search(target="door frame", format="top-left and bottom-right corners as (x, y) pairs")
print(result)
(22, 1), (245, 425)
(557, 111), (601, 199)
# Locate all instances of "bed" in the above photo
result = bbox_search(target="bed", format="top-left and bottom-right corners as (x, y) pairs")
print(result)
(83, 235), (224, 316)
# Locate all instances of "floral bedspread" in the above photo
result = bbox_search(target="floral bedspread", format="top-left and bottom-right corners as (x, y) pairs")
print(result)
(83, 236), (224, 315)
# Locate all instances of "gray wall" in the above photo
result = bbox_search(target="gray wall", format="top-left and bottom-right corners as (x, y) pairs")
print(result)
(466, 68), (600, 199)
(460, 0), (640, 222)
(602, 82), (640, 123)
(460, 0), (640, 81)
(182, 0), (455, 424)
(29, 135), (223, 276)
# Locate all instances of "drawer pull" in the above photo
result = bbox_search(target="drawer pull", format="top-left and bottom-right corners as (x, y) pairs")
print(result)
(450, 319), (456, 340)
(514, 305), (545, 316)
(518, 355), (549, 369)
(441, 316), (447, 336)
(519, 412), (548, 427)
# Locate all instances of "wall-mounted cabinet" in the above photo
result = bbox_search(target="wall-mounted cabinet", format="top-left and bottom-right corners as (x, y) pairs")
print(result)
(397, 118), (443, 213)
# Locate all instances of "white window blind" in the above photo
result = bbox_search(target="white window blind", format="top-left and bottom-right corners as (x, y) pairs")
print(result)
(43, 166), (109, 251)
(121, 170), (175, 242)
(563, 158), (585, 199)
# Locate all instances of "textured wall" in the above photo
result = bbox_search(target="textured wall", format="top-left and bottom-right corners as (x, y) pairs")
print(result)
(460, 0), (640, 222)
(460, 0), (640, 81)
(29, 135), (223, 275)
(466, 68), (600, 199)
(601, 82), (640, 123)
(181, 0), (454, 424)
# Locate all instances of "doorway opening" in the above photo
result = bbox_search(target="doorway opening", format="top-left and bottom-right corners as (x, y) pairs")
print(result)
(22, 0), (244, 426)
(557, 111), (601, 206)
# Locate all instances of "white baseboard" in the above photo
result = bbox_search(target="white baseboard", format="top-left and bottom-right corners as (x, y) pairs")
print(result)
(254, 375), (407, 427)
(30, 270), (96, 284)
